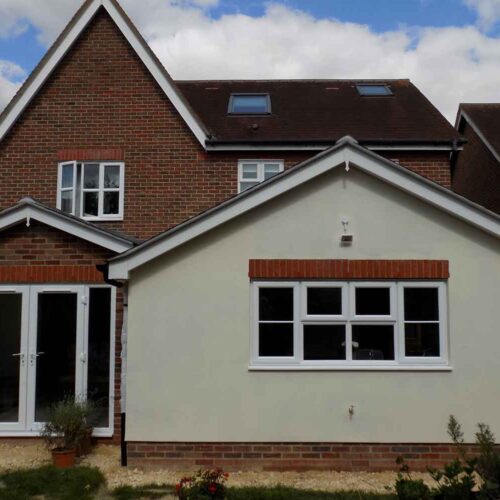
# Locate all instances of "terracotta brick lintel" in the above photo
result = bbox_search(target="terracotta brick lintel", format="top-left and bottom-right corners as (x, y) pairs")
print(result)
(57, 149), (124, 161)
(248, 260), (449, 279)
(126, 441), (480, 472)
(0, 265), (104, 283)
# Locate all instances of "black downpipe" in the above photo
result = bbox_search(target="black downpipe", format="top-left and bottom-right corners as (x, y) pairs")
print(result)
(121, 413), (127, 466)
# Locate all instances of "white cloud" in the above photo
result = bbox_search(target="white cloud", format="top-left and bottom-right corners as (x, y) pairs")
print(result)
(1, 0), (500, 122)
(464, 0), (500, 30)
(0, 60), (24, 111)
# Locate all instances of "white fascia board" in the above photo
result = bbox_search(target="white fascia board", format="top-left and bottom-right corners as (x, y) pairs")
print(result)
(0, 0), (208, 148)
(458, 110), (500, 164)
(0, 205), (133, 253)
(109, 142), (500, 279)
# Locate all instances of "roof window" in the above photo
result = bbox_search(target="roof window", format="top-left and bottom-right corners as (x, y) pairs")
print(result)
(356, 84), (393, 96)
(229, 94), (271, 114)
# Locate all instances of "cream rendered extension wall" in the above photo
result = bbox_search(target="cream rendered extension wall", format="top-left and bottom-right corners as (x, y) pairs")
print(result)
(126, 167), (500, 443)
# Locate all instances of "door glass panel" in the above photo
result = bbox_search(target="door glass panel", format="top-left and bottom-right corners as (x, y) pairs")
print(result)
(35, 293), (77, 423)
(87, 288), (111, 428)
(0, 294), (22, 423)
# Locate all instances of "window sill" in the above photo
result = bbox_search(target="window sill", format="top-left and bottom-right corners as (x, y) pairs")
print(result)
(81, 217), (123, 222)
(0, 428), (113, 438)
(248, 365), (452, 372)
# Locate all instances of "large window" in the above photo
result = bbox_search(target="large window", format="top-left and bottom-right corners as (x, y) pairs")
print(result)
(251, 282), (447, 368)
(238, 160), (284, 192)
(57, 162), (124, 220)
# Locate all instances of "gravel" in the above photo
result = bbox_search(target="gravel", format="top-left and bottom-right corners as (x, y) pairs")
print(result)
(0, 443), (435, 493)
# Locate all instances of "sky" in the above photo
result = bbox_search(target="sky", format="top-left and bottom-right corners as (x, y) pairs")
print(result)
(1, 0), (500, 123)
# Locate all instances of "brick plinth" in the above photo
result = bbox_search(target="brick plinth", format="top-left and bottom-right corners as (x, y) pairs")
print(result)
(126, 442), (479, 471)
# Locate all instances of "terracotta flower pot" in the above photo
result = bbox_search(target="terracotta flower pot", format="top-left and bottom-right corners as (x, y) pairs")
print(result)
(52, 448), (76, 468)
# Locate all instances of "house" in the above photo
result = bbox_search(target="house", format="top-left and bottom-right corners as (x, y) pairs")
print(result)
(453, 104), (500, 214)
(0, 0), (499, 472)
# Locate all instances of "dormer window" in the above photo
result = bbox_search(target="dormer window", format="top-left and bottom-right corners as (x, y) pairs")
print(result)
(229, 94), (271, 114)
(57, 161), (124, 221)
(356, 84), (393, 96)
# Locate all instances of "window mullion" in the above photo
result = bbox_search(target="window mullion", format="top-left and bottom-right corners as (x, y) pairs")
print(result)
(294, 284), (302, 364)
(98, 163), (104, 218)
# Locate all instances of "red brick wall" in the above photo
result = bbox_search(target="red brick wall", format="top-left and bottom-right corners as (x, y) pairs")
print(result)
(126, 441), (479, 472)
(452, 122), (500, 213)
(0, 8), (452, 242)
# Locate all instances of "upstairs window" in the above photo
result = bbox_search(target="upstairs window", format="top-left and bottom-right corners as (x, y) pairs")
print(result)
(57, 162), (124, 220)
(251, 281), (447, 369)
(356, 84), (393, 96)
(238, 160), (284, 193)
(229, 94), (271, 114)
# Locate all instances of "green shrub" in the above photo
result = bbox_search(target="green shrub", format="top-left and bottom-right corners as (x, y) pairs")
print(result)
(475, 423), (500, 497)
(393, 457), (432, 500)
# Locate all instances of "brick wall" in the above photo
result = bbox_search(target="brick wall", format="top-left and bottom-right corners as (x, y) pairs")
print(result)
(0, 8), (452, 242)
(126, 442), (479, 471)
(452, 121), (500, 213)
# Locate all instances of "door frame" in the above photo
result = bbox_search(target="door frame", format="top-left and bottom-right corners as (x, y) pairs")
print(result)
(0, 284), (115, 437)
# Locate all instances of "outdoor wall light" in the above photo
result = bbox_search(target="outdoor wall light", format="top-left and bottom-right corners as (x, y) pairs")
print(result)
(340, 218), (353, 245)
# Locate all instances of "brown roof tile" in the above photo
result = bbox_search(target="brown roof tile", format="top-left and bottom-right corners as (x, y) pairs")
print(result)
(459, 103), (500, 159)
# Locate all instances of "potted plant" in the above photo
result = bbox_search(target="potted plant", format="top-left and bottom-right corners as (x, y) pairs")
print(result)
(41, 396), (96, 468)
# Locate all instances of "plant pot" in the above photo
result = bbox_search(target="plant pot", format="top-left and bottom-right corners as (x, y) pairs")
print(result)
(76, 428), (93, 457)
(52, 448), (76, 468)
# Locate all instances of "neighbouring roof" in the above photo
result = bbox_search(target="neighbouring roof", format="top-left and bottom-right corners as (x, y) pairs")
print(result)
(457, 104), (500, 162)
(177, 80), (462, 147)
(108, 136), (500, 280)
(0, 197), (139, 253)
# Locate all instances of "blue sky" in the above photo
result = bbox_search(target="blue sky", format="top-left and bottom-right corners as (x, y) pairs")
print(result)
(1, 0), (500, 121)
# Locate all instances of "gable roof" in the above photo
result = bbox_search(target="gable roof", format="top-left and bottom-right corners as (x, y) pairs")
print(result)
(178, 79), (462, 150)
(0, 197), (137, 253)
(0, 0), (209, 147)
(108, 136), (500, 279)
(457, 104), (500, 164)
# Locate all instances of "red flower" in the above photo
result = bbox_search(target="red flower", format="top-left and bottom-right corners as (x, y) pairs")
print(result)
(209, 483), (217, 493)
(175, 483), (181, 491)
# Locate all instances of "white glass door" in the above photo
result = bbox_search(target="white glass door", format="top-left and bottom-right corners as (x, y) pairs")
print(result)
(0, 286), (29, 432)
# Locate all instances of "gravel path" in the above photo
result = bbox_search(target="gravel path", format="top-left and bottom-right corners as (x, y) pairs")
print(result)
(0, 443), (434, 493)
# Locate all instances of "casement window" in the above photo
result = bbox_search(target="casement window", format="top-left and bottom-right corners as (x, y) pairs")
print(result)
(251, 281), (448, 369)
(57, 162), (124, 220)
(238, 160), (284, 193)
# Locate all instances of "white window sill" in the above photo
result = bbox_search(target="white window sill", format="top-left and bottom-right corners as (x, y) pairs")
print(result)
(248, 365), (453, 372)
(0, 428), (113, 438)
(81, 217), (123, 222)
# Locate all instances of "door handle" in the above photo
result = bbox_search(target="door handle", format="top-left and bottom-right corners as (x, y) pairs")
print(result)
(12, 353), (26, 366)
(30, 352), (44, 365)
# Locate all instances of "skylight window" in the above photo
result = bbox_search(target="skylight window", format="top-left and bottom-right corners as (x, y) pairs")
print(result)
(229, 94), (271, 114)
(356, 84), (393, 96)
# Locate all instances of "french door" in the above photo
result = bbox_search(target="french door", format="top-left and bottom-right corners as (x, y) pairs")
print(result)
(0, 285), (114, 435)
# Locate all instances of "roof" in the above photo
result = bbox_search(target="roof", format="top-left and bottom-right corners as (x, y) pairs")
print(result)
(108, 136), (500, 280)
(0, 197), (138, 253)
(177, 79), (462, 148)
(0, 0), (209, 147)
(457, 104), (500, 163)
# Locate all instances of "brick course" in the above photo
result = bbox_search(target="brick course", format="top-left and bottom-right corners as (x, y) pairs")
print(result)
(249, 259), (449, 279)
(126, 442), (479, 471)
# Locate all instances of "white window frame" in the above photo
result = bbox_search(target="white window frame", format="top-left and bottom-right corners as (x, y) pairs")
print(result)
(57, 161), (125, 221)
(238, 160), (284, 193)
(250, 281), (449, 370)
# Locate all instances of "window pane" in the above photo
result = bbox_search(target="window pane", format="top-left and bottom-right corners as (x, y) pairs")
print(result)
(61, 191), (73, 214)
(259, 323), (293, 357)
(83, 164), (99, 189)
(304, 325), (346, 360)
(88, 288), (111, 428)
(352, 325), (394, 360)
(104, 192), (119, 215)
(263, 163), (281, 180)
(230, 95), (269, 114)
(404, 288), (439, 321)
(83, 192), (99, 217)
(405, 323), (440, 357)
(241, 164), (258, 179)
(259, 288), (293, 321)
(357, 84), (392, 96)
(61, 164), (74, 189)
(355, 287), (390, 315)
(307, 287), (342, 315)
(104, 165), (120, 188)
(240, 181), (259, 192)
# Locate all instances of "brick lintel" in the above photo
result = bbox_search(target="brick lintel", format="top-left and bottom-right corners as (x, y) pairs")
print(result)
(0, 265), (105, 283)
(248, 259), (449, 279)
(57, 148), (124, 161)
